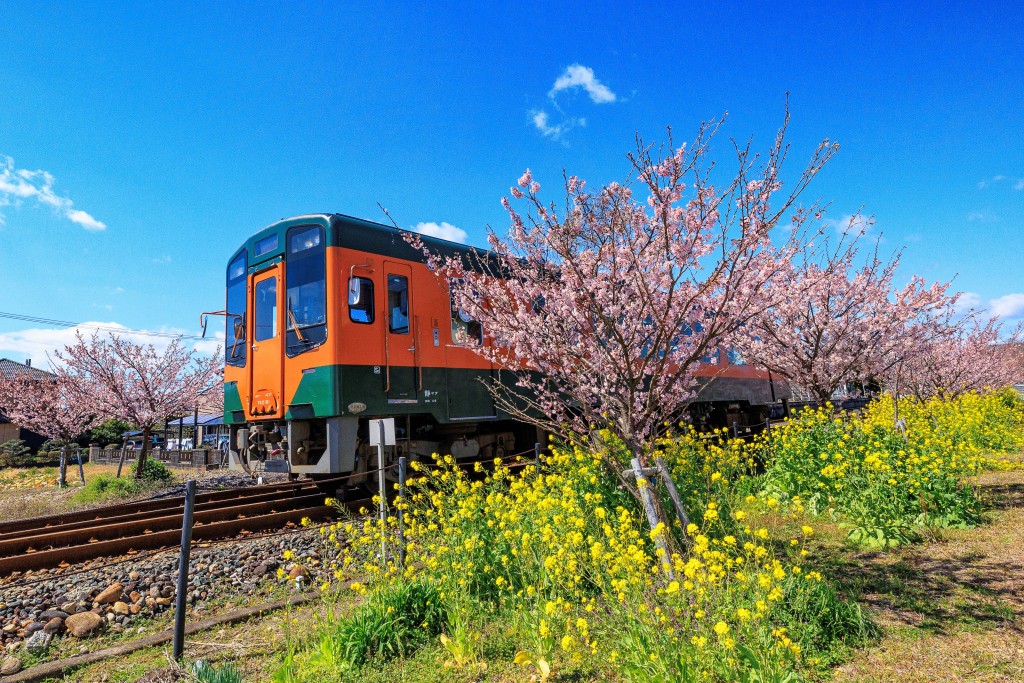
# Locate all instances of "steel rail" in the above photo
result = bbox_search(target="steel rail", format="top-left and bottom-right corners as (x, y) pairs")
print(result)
(0, 504), (334, 576)
(0, 476), (350, 535)
(0, 492), (329, 558)
(0, 486), (322, 542)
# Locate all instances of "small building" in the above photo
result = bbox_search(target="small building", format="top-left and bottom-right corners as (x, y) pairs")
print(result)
(165, 413), (229, 450)
(0, 358), (54, 451)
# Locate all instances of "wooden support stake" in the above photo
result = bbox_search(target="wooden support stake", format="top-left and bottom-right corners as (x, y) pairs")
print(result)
(76, 448), (86, 485)
(655, 456), (691, 549)
(630, 458), (674, 578)
(116, 440), (128, 478)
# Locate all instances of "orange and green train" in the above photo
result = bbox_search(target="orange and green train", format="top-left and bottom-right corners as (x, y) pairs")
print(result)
(222, 213), (790, 477)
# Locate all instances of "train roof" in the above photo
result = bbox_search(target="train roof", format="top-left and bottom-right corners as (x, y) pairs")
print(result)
(229, 213), (488, 270)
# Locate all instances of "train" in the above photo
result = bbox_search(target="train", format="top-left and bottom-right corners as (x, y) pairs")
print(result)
(219, 213), (791, 478)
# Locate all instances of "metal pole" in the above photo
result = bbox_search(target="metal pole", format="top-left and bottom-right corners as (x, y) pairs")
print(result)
(534, 442), (541, 468)
(397, 456), (407, 569)
(172, 480), (197, 661)
(377, 421), (387, 563)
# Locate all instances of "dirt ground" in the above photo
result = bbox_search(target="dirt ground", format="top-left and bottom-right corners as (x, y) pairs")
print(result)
(831, 467), (1024, 682)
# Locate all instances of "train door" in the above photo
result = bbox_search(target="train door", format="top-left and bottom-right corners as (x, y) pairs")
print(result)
(384, 262), (418, 403)
(249, 264), (284, 418)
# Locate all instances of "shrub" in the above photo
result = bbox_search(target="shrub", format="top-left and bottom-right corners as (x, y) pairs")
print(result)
(297, 579), (446, 673)
(193, 660), (243, 683)
(73, 474), (143, 503)
(0, 439), (31, 468)
(138, 458), (174, 483)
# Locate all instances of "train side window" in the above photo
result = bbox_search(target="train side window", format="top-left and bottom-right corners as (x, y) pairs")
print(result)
(254, 277), (278, 341)
(225, 251), (247, 366)
(450, 282), (482, 345)
(387, 275), (409, 334)
(348, 276), (375, 324)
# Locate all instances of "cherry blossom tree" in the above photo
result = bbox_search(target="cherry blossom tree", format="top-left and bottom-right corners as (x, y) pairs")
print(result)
(896, 313), (1022, 401)
(56, 333), (221, 479)
(409, 114), (838, 545)
(738, 238), (953, 405)
(0, 370), (96, 488)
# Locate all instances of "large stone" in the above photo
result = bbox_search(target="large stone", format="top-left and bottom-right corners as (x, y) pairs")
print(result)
(43, 617), (65, 635)
(65, 611), (104, 638)
(1, 656), (22, 675)
(59, 602), (79, 615)
(39, 609), (69, 621)
(94, 583), (123, 604)
(23, 621), (46, 635)
(111, 602), (130, 616)
(24, 630), (52, 652)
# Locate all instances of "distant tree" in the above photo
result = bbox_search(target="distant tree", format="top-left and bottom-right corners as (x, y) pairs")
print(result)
(0, 371), (96, 486)
(896, 312), (1022, 401)
(738, 239), (953, 405)
(87, 418), (134, 447)
(56, 333), (221, 479)
(409, 114), (838, 547)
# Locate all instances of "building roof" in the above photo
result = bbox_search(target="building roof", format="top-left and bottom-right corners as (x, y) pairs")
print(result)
(167, 414), (224, 427)
(0, 358), (53, 381)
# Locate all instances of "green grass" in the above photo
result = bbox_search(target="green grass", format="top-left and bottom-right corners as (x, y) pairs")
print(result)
(72, 473), (145, 503)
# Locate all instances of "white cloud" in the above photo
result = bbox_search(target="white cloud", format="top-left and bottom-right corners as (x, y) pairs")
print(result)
(989, 293), (1024, 321)
(977, 175), (1024, 192)
(530, 109), (585, 141)
(193, 330), (224, 357)
(0, 154), (105, 231)
(953, 291), (983, 316)
(824, 214), (875, 238)
(151, 254), (173, 264)
(549, 64), (617, 104)
(966, 210), (997, 222)
(0, 322), (220, 370)
(410, 221), (468, 244)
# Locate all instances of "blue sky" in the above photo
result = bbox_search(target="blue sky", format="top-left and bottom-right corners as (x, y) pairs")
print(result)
(1, 2), (1022, 366)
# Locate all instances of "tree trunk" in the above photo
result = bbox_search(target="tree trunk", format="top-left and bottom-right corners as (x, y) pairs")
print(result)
(134, 426), (151, 479)
(58, 444), (68, 489)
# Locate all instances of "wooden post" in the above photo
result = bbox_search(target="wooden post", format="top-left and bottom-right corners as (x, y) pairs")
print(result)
(655, 456), (691, 548)
(116, 440), (128, 478)
(631, 458), (674, 578)
(172, 480), (197, 661)
(58, 445), (68, 489)
(76, 447), (86, 485)
(534, 442), (542, 468)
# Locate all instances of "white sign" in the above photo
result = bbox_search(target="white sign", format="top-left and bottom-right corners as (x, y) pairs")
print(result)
(368, 418), (396, 446)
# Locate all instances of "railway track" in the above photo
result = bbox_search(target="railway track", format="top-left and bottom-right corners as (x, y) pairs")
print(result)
(0, 478), (361, 577)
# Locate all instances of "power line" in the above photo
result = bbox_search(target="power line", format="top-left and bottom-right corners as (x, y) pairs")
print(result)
(0, 310), (211, 342)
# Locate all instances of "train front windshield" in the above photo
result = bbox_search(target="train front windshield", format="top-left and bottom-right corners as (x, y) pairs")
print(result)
(285, 225), (327, 355)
